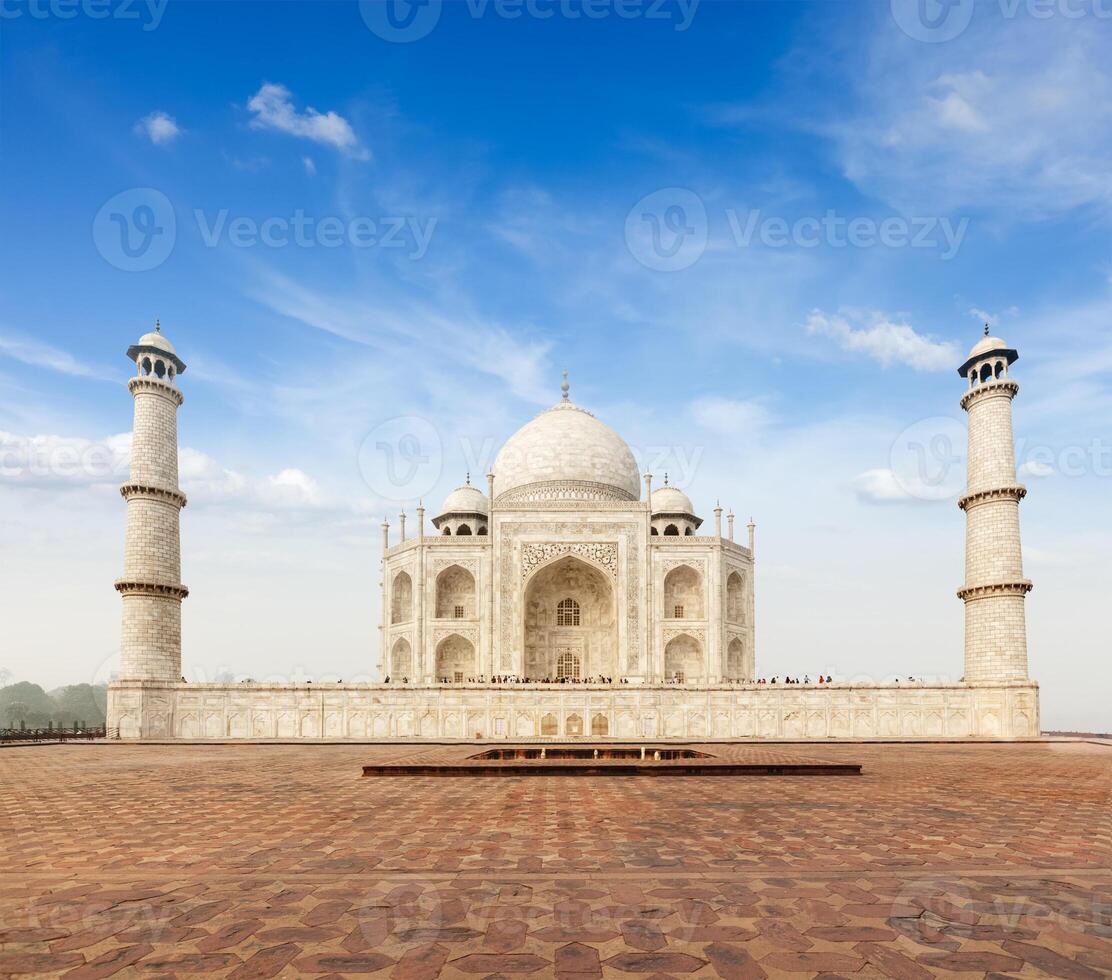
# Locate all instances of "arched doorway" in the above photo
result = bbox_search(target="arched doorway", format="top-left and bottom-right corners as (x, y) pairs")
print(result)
(523, 555), (616, 680)
(435, 634), (475, 683)
(391, 638), (412, 678)
(436, 564), (476, 619)
(664, 633), (703, 684)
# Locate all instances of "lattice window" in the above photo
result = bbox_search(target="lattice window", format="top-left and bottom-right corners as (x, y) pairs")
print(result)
(454, 671), (463, 683)
(454, 605), (464, 619)
(556, 652), (581, 680)
(556, 597), (580, 626)
(674, 604), (684, 618)
(673, 670), (685, 683)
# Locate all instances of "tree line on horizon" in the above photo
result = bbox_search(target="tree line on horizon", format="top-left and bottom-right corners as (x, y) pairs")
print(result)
(0, 681), (108, 728)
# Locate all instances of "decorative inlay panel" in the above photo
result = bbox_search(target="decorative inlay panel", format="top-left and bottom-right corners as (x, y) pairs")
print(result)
(433, 557), (479, 575)
(432, 627), (479, 646)
(497, 480), (636, 504)
(663, 627), (706, 644)
(521, 542), (618, 581)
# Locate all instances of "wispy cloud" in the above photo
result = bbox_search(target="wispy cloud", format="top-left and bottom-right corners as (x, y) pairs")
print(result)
(0, 333), (114, 381)
(134, 110), (181, 145)
(248, 267), (551, 404)
(689, 396), (771, 436)
(805, 309), (957, 371)
(828, 11), (1112, 218)
(247, 83), (368, 159)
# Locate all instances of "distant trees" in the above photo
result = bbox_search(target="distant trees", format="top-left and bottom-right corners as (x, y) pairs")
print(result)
(0, 681), (108, 728)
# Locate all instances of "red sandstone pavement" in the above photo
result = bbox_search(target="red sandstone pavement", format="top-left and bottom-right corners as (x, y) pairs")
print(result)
(0, 741), (1109, 978)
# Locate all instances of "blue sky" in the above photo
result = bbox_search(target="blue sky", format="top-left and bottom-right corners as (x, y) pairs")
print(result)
(2, 0), (1110, 729)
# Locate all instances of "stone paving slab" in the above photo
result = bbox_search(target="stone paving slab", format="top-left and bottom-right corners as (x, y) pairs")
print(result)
(0, 742), (1109, 977)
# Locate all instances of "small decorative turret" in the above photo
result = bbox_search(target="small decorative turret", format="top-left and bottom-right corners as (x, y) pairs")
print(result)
(650, 473), (702, 536)
(432, 473), (489, 536)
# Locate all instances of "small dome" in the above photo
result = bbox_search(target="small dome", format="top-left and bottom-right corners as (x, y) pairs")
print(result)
(438, 483), (489, 516)
(957, 329), (1018, 378)
(968, 334), (1008, 360)
(137, 330), (177, 355)
(651, 484), (694, 515)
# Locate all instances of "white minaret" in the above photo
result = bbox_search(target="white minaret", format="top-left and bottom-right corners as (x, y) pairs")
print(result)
(957, 328), (1032, 683)
(115, 322), (188, 682)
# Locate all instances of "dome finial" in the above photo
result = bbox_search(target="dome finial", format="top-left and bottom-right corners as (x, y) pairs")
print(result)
(561, 369), (570, 402)
(663, 472), (669, 486)
(984, 322), (990, 337)
(465, 471), (471, 486)
(155, 318), (161, 333)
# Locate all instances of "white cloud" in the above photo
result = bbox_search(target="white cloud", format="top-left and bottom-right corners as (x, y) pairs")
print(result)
(805, 309), (958, 371)
(302, 156), (316, 175)
(0, 430), (338, 516)
(0, 333), (113, 381)
(829, 12), (1112, 218)
(1019, 459), (1054, 478)
(0, 431), (128, 487)
(134, 110), (181, 145)
(690, 396), (770, 436)
(853, 467), (912, 503)
(247, 83), (368, 159)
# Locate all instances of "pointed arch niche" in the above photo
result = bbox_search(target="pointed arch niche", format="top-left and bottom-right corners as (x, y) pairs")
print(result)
(523, 555), (616, 680)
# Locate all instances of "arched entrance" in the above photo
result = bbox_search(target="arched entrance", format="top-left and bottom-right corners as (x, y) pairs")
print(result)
(435, 634), (476, 683)
(523, 555), (616, 680)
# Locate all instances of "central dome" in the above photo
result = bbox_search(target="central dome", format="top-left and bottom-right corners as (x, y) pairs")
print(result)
(492, 399), (641, 504)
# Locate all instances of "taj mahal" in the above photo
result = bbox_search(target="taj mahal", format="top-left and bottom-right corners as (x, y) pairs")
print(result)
(108, 326), (1040, 740)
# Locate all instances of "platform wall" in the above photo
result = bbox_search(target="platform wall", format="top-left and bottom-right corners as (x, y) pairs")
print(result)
(107, 681), (1040, 740)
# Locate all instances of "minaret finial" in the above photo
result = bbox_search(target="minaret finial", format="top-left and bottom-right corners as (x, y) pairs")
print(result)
(984, 323), (990, 336)
(561, 369), (570, 402)
(155, 318), (161, 333)
(465, 471), (470, 486)
(663, 472), (669, 486)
